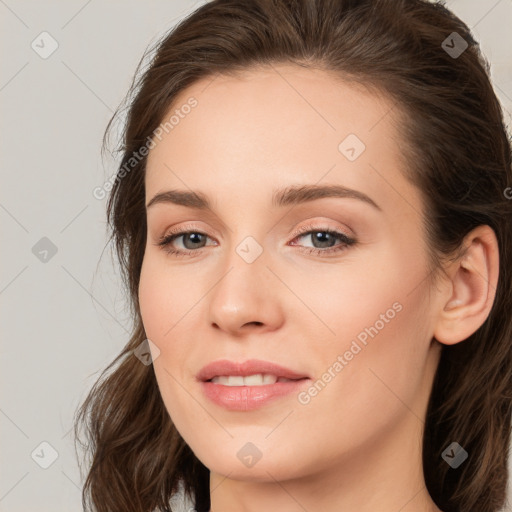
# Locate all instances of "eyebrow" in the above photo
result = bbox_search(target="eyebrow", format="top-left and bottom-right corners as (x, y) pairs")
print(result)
(146, 184), (381, 211)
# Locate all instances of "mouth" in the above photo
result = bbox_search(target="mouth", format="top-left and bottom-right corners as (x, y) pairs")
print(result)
(207, 374), (308, 386)
(197, 359), (310, 411)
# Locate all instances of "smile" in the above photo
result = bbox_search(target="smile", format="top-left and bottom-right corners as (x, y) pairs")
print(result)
(209, 374), (298, 385)
(197, 359), (311, 411)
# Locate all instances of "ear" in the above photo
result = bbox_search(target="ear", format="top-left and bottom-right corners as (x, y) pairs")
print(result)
(433, 225), (500, 346)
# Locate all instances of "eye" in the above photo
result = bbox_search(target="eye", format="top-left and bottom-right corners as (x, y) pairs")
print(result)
(156, 228), (215, 257)
(155, 223), (356, 258)
(289, 223), (356, 256)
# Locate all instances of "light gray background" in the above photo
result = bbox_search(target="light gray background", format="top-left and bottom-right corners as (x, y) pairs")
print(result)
(1, 1), (511, 511)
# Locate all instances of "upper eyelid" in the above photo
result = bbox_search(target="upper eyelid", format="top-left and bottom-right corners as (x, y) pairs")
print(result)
(160, 218), (353, 238)
(292, 222), (353, 238)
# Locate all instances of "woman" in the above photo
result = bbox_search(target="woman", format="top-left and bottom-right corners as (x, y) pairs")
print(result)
(74, 0), (512, 511)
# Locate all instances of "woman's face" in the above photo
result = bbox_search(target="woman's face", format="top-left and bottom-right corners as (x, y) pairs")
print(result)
(139, 65), (444, 482)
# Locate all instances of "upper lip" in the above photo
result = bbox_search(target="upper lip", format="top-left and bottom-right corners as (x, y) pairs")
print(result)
(197, 359), (310, 382)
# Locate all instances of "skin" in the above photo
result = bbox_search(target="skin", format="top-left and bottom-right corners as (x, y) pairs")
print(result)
(138, 64), (499, 512)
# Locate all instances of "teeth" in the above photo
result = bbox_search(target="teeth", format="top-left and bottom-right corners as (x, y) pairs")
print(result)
(209, 374), (295, 386)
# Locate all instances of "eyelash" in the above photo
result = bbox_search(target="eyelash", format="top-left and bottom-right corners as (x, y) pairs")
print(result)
(155, 222), (356, 258)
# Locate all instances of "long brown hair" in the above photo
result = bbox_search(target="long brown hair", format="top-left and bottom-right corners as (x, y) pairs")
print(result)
(74, 1), (512, 510)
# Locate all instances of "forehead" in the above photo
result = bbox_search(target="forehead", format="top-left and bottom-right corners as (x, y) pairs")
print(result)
(145, 64), (421, 219)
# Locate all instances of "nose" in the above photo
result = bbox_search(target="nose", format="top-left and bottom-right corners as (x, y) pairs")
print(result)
(207, 247), (285, 337)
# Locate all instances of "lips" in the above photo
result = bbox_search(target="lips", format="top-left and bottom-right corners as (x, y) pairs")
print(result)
(198, 359), (311, 411)
(196, 359), (310, 382)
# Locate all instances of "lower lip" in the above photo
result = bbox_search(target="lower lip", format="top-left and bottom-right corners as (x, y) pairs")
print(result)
(200, 379), (310, 411)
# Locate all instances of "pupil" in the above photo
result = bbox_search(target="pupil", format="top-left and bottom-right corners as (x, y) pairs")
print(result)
(313, 231), (335, 248)
(184, 233), (204, 249)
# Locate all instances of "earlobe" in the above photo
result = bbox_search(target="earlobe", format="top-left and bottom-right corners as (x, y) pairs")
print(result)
(433, 225), (499, 346)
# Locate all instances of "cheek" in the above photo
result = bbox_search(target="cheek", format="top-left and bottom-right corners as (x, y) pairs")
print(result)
(138, 259), (166, 341)
(294, 237), (425, 345)
(309, 280), (432, 433)
(304, 241), (432, 414)
(138, 254), (196, 342)
(138, 259), (195, 426)
(138, 254), (205, 397)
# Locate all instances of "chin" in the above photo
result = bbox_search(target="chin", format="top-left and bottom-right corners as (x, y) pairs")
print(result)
(207, 459), (295, 482)
(199, 443), (311, 481)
